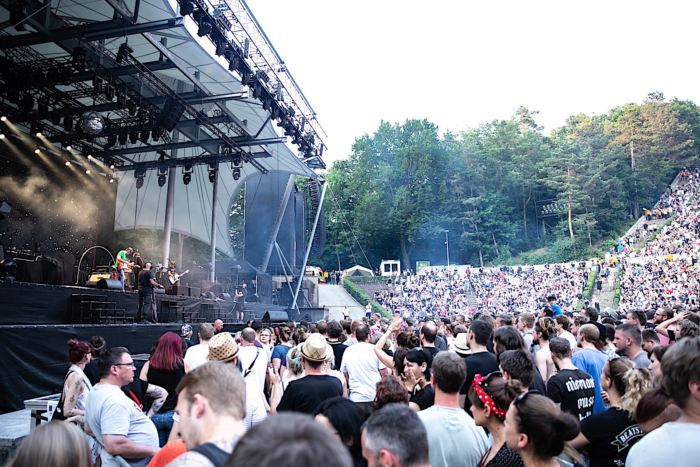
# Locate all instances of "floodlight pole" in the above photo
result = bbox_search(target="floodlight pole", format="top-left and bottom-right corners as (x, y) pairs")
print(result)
(445, 230), (450, 267)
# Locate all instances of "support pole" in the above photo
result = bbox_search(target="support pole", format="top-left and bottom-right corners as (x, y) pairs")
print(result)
(161, 166), (177, 267)
(292, 181), (327, 309)
(261, 174), (296, 272)
(209, 165), (219, 282)
(275, 242), (299, 311)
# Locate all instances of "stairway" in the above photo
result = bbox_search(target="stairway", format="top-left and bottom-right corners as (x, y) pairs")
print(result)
(318, 284), (365, 320)
(70, 294), (132, 324)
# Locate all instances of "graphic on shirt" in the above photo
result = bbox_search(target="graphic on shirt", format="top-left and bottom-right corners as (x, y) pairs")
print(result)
(611, 424), (643, 452)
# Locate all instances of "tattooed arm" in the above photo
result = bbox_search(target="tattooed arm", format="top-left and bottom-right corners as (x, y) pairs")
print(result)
(145, 383), (167, 418)
(63, 372), (87, 427)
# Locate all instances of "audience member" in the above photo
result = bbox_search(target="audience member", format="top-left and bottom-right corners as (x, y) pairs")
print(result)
(361, 404), (430, 467)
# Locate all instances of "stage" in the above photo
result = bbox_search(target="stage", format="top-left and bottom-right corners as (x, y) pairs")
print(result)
(0, 280), (326, 412)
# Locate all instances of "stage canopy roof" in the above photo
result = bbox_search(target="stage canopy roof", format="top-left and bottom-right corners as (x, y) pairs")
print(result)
(0, 0), (326, 257)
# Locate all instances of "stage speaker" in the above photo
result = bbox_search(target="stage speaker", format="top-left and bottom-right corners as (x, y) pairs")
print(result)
(167, 285), (189, 296)
(188, 287), (200, 297)
(218, 293), (232, 300)
(96, 278), (122, 290)
(262, 311), (289, 324)
(86, 273), (111, 287)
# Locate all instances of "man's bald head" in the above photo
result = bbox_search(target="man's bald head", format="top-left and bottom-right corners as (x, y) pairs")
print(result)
(421, 321), (437, 344)
(578, 323), (599, 344)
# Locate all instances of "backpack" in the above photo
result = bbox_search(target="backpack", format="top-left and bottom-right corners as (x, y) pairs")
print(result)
(191, 443), (230, 467)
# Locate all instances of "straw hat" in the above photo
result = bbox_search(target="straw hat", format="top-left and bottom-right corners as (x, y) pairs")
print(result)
(300, 333), (333, 362)
(207, 332), (239, 362)
(453, 332), (471, 357)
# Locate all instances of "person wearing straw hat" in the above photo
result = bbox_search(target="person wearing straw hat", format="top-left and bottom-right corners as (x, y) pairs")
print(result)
(451, 332), (471, 358)
(206, 332), (268, 430)
(277, 333), (343, 414)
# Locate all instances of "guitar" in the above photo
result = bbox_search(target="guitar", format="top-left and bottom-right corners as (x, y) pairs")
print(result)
(168, 270), (189, 285)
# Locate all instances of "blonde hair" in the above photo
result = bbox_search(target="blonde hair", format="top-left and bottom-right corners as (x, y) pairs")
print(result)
(606, 358), (652, 416)
(8, 421), (90, 467)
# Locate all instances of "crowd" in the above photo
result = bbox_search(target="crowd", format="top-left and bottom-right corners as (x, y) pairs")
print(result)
(7, 171), (700, 467)
(7, 306), (700, 467)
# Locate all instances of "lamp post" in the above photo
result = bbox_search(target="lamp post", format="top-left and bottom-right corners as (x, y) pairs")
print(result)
(445, 230), (450, 267)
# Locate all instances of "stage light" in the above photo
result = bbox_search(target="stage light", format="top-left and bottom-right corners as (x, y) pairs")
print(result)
(183, 172), (191, 185)
(127, 100), (137, 116)
(0, 134), (4, 140)
(65, 161), (71, 166)
(109, 178), (115, 184)
(140, 130), (150, 144)
(208, 163), (217, 183)
(178, 0), (195, 15)
(116, 42), (133, 64)
(232, 167), (240, 181)
(34, 149), (40, 154)
(151, 127), (163, 141)
(197, 17), (212, 37)
(215, 41), (227, 57)
(21, 94), (35, 112)
(158, 174), (166, 187)
(129, 131), (138, 144)
(85, 169), (91, 175)
(106, 134), (117, 148)
(0, 116), (6, 122)
(65, 145), (72, 151)
(118, 132), (128, 146)
(35, 131), (42, 138)
(87, 154), (93, 160)
(110, 164), (115, 169)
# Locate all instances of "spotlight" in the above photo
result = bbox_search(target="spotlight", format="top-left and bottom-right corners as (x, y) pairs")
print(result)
(140, 130), (150, 144)
(63, 114), (74, 133)
(37, 98), (49, 115)
(127, 100), (137, 116)
(197, 17), (212, 37)
(215, 41), (227, 57)
(208, 164), (217, 183)
(35, 131), (42, 138)
(178, 0), (195, 15)
(0, 116), (6, 122)
(110, 164), (115, 170)
(66, 145), (72, 151)
(106, 134), (117, 148)
(105, 84), (115, 101)
(232, 167), (240, 181)
(65, 161), (71, 166)
(183, 172), (191, 185)
(116, 42), (133, 64)
(151, 127), (163, 141)
(118, 132), (128, 146)
(109, 178), (115, 184)
(0, 134), (4, 140)
(136, 177), (144, 189)
(129, 131), (138, 144)
(21, 94), (35, 112)
(85, 169), (91, 175)
(34, 149), (40, 154)
(158, 174), (166, 187)
(87, 154), (93, 160)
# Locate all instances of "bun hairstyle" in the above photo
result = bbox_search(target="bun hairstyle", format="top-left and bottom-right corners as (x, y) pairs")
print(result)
(405, 347), (433, 380)
(468, 374), (524, 421)
(67, 339), (92, 364)
(635, 387), (679, 426)
(514, 393), (579, 459)
(535, 317), (556, 341)
(606, 358), (652, 415)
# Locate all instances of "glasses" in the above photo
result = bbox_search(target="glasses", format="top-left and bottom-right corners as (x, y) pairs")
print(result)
(512, 389), (542, 416)
(479, 371), (503, 388)
(113, 362), (135, 368)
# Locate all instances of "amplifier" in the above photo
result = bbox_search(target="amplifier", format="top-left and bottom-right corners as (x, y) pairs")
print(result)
(86, 272), (111, 287)
(167, 285), (190, 296)
(189, 287), (200, 297)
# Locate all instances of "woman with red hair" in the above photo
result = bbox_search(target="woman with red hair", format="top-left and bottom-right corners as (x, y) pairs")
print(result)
(140, 331), (189, 446)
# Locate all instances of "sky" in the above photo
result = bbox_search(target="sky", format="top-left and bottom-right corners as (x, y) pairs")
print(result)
(245, 0), (700, 165)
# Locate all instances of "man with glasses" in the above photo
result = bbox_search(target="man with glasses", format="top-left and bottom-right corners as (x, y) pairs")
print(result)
(86, 347), (159, 466)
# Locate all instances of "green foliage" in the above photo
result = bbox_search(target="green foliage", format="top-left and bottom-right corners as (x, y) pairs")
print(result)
(613, 274), (622, 309)
(342, 277), (390, 318)
(320, 96), (700, 269)
(577, 270), (598, 309)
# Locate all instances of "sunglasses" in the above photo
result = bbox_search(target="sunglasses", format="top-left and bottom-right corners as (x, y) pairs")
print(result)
(512, 389), (542, 415)
(478, 371), (503, 388)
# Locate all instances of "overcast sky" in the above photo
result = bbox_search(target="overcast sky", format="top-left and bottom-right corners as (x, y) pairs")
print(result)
(246, 0), (700, 164)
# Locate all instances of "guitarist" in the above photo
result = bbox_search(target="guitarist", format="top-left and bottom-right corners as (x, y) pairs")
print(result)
(114, 247), (134, 291)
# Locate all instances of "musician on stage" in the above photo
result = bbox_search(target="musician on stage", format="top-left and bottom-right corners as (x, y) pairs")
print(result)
(137, 262), (164, 323)
(234, 283), (247, 321)
(114, 246), (133, 291)
(130, 251), (144, 290)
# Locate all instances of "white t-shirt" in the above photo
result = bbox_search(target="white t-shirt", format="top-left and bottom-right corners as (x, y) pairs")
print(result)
(86, 383), (158, 467)
(626, 421), (700, 466)
(418, 405), (490, 467)
(239, 345), (270, 394)
(339, 342), (385, 402)
(183, 343), (209, 371)
(560, 330), (578, 352)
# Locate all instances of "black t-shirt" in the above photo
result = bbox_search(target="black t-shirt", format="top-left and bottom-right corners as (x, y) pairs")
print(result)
(277, 375), (343, 414)
(530, 368), (547, 394)
(410, 384), (435, 410)
(579, 407), (644, 467)
(460, 351), (500, 411)
(423, 346), (440, 359)
(327, 340), (347, 371)
(138, 269), (155, 292)
(546, 368), (595, 420)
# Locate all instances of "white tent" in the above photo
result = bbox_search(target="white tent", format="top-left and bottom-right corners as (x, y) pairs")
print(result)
(344, 265), (374, 277)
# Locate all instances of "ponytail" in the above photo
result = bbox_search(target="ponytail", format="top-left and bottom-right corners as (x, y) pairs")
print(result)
(620, 366), (652, 415)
